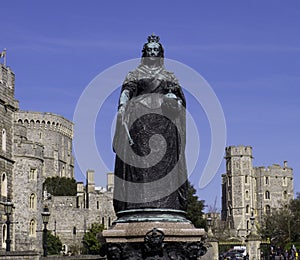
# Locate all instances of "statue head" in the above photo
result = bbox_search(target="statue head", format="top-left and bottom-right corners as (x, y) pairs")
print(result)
(141, 34), (164, 66)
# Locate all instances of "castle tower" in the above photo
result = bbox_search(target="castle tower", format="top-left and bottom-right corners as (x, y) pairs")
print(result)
(86, 170), (95, 208)
(14, 111), (74, 180)
(107, 172), (114, 192)
(13, 122), (44, 251)
(222, 145), (254, 236)
(0, 63), (19, 250)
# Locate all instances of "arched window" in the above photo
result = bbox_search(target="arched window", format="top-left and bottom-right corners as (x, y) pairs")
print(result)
(29, 168), (37, 181)
(283, 177), (287, 186)
(29, 219), (36, 237)
(265, 205), (271, 215)
(245, 190), (249, 199)
(2, 129), (6, 152)
(246, 205), (250, 214)
(265, 176), (269, 185)
(2, 224), (6, 248)
(29, 193), (36, 209)
(1, 173), (7, 198)
(265, 190), (270, 200)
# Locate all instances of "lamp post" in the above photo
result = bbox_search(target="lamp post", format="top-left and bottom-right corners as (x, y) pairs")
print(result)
(207, 214), (213, 237)
(4, 201), (14, 252)
(41, 205), (50, 257)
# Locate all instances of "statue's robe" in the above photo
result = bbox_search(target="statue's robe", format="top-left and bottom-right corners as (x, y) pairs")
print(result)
(113, 63), (188, 214)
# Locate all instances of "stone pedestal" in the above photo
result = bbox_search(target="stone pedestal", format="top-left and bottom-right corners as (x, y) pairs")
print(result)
(205, 237), (219, 260)
(100, 209), (208, 259)
(246, 232), (261, 260)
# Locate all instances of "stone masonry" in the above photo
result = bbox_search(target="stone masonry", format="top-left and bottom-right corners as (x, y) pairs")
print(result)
(0, 62), (116, 255)
(221, 145), (294, 237)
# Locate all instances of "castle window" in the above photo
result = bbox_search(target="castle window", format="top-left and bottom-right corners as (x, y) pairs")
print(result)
(97, 201), (99, 209)
(102, 217), (105, 226)
(2, 224), (6, 249)
(29, 219), (36, 237)
(29, 193), (36, 209)
(245, 175), (248, 184)
(29, 168), (37, 181)
(108, 217), (111, 227)
(283, 191), (287, 200)
(246, 205), (250, 214)
(283, 177), (287, 186)
(265, 190), (270, 200)
(1, 173), (7, 198)
(2, 129), (6, 152)
(245, 190), (249, 199)
(265, 205), (271, 215)
(265, 176), (269, 185)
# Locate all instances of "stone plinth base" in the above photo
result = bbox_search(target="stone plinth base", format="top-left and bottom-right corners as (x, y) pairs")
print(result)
(100, 221), (208, 259)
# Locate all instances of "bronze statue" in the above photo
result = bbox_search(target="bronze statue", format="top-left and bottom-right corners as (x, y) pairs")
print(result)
(113, 34), (188, 215)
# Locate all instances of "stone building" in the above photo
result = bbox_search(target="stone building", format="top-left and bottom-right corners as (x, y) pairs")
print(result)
(221, 145), (294, 237)
(0, 62), (116, 253)
(0, 64), (19, 249)
(12, 111), (74, 251)
(46, 171), (115, 254)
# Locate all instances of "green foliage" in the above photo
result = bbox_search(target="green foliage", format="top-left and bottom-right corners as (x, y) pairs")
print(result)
(186, 181), (206, 229)
(43, 176), (77, 196)
(82, 223), (104, 255)
(260, 195), (300, 247)
(47, 231), (62, 255)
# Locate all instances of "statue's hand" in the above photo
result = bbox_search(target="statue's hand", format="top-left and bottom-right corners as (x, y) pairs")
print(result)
(165, 92), (177, 99)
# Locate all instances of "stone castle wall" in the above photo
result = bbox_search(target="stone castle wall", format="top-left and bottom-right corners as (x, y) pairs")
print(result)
(0, 64), (19, 250)
(14, 111), (74, 179)
(222, 145), (294, 236)
(45, 185), (116, 254)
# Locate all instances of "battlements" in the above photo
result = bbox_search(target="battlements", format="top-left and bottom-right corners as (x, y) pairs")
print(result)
(225, 145), (253, 157)
(0, 64), (19, 110)
(253, 161), (293, 176)
(14, 111), (73, 138)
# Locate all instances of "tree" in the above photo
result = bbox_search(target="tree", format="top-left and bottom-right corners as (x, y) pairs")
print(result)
(260, 194), (300, 248)
(186, 181), (206, 229)
(82, 223), (104, 255)
(47, 231), (62, 255)
(43, 176), (77, 196)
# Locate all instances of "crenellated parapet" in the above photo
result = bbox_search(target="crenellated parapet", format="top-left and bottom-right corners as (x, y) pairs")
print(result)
(225, 145), (253, 158)
(14, 111), (73, 138)
(253, 161), (293, 177)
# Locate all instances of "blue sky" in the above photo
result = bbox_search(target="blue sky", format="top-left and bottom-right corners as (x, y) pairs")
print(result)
(1, 1), (300, 210)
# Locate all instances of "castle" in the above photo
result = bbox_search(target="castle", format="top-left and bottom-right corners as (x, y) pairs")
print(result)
(221, 145), (294, 237)
(0, 62), (116, 253)
(0, 60), (295, 254)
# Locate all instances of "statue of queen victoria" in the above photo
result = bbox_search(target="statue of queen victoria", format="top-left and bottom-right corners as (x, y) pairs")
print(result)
(113, 34), (188, 218)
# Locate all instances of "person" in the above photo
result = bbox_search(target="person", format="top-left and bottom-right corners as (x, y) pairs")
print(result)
(113, 34), (188, 214)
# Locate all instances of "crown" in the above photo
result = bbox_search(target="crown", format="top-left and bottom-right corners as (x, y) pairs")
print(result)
(147, 33), (160, 43)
